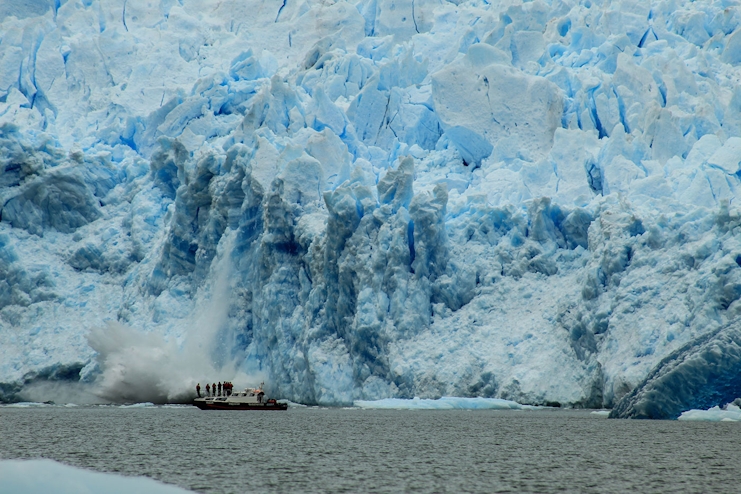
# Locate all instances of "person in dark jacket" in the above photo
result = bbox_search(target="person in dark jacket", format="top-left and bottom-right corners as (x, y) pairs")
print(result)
(196, 383), (201, 398)
(217, 382), (222, 397)
(206, 383), (210, 397)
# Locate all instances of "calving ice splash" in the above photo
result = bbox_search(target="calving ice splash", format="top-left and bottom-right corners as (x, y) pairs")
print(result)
(1, 0), (741, 417)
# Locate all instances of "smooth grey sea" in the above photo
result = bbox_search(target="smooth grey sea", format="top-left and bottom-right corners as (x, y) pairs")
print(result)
(1, 405), (739, 493)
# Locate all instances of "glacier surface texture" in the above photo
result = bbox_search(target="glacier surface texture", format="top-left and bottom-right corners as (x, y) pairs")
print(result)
(3, 0), (741, 413)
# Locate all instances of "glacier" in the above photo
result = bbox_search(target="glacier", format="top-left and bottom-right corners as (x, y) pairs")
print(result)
(610, 319), (741, 418)
(2, 0), (741, 415)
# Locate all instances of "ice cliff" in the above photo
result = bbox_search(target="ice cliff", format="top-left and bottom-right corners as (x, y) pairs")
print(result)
(2, 0), (741, 413)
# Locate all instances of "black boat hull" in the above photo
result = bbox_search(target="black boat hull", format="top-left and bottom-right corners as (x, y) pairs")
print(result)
(193, 401), (288, 411)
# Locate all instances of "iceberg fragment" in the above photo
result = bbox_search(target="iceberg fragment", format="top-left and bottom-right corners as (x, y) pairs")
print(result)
(354, 396), (535, 410)
(0, 459), (193, 494)
(678, 403), (741, 422)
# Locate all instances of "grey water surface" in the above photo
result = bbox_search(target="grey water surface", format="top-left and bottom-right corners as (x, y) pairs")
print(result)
(1, 406), (739, 493)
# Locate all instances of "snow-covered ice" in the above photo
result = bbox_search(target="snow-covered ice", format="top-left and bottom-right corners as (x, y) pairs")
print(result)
(0, 459), (193, 494)
(678, 403), (741, 421)
(2, 0), (741, 415)
(354, 396), (535, 410)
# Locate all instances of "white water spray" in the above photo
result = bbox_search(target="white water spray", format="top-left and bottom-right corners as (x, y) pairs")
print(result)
(88, 230), (265, 403)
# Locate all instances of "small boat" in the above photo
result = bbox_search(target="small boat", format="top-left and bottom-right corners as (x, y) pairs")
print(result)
(193, 384), (287, 410)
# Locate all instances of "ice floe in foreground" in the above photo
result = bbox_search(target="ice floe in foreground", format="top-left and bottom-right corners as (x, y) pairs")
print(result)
(0, 459), (192, 494)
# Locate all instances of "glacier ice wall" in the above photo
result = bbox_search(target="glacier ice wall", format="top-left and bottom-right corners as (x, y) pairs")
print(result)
(3, 0), (741, 411)
(610, 320), (741, 419)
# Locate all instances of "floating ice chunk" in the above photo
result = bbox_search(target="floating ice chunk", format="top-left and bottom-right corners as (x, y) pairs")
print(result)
(590, 410), (611, 417)
(0, 459), (193, 494)
(678, 404), (741, 422)
(354, 396), (535, 410)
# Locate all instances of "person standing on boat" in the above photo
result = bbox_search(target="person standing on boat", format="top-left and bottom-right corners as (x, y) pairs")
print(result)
(212, 382), (216, 397)
(206, 383), (210, 397)
(196, 383), (201, 398)
(217, 382), (222, 396)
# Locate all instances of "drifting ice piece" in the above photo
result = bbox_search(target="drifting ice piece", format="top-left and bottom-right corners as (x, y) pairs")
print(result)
(678, 404), (741, 422)
(354, 396), (534, 410)
(0, 459), (192, 494)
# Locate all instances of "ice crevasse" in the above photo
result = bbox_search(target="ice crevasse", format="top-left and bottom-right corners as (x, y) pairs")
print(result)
(2, 0), (741, 415)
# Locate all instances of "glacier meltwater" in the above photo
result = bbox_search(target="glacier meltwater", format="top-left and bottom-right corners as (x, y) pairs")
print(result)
(2, 0), (741, 418)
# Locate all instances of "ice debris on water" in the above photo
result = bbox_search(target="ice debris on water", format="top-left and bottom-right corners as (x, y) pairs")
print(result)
(354, 397), (536, 410)
(0, 459), (193, 494)
(678, 403), (741, 422)
(119, 402), (157, 408)
(2, 0), (741, 415)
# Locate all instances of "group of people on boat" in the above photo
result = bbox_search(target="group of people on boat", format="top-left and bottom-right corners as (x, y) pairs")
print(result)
(195, 381), (234, 398)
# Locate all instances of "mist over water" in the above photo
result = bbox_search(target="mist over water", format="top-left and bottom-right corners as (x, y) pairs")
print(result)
(16, 381), (106, 406)
(85, 232), (264, 404)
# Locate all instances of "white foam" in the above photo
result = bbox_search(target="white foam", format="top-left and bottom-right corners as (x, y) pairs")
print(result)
(2, 402), (53, 408)
(119, 402), (156, 408)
